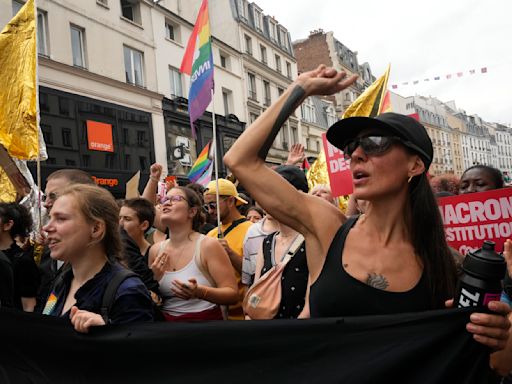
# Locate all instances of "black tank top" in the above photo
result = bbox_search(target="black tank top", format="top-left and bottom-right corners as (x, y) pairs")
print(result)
(310, 216), (432, 318)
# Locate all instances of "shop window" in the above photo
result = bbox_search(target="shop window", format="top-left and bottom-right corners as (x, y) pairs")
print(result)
(41, 124), (53, 145)
(65, 159), (76, 166)
(137, 130), (146, 146)
(82, 155), (90, 167)
(105, 154), (115, 169)
(124, 154), (131, 170)
(139, 156), (147, 171)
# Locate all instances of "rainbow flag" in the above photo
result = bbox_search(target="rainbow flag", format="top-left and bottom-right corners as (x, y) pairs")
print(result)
(188, 141), (211, 183)
(180, 0), (213, 136)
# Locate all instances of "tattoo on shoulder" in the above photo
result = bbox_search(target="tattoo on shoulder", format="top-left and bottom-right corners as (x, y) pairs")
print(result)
(366, 273), (389, 290)
(258, 85), (306, 160)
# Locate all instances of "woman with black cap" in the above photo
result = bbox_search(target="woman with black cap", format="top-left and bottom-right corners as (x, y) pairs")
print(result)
(224, 65), (510, 350)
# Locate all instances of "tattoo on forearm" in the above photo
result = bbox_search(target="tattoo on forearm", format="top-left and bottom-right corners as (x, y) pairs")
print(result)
(366, 273), (389, 290)
(258, 85), (306, 160)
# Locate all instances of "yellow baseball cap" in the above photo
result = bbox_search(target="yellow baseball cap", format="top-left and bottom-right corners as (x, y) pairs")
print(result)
(204, 179), (248, 206)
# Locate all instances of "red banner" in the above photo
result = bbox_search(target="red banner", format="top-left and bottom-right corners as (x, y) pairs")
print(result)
(438, 188), (512, 255)
(322, 133), (353, 197)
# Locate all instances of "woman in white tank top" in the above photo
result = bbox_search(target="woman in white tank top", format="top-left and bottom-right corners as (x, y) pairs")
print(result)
(148, 186), (238, 321)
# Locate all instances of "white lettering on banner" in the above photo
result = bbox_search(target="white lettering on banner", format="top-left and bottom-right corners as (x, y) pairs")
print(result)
(445, 222), (512, 243)
(329, 158), (350, 174)
(90, 142), (112, 151)
(440, 197), (512, 225)
(191, 61), (211, 82)
(326, 141), (343, 158)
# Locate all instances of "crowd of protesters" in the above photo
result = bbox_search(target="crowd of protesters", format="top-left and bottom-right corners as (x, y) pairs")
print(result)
(0, 65), (511, 380)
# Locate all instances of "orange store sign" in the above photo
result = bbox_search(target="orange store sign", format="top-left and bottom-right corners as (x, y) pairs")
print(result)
(87, 120), (114, 152)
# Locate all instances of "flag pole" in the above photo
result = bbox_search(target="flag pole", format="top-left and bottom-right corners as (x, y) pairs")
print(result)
(211, 88), (223, 237)
(34, 0), (42, 233)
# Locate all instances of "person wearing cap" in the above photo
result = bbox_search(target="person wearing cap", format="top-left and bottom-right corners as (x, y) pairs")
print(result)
(224, 64), (510, 351)
(249, 165), (310, 319)
(204, 179), (253, 320)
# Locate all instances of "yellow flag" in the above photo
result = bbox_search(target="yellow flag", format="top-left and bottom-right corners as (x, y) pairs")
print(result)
(307, 65), (391, 195)
(0, 0), (39, 160)
(342, 64), (391, 118)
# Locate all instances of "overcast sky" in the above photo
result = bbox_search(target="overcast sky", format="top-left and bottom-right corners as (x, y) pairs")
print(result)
(253, 0), (511, 126)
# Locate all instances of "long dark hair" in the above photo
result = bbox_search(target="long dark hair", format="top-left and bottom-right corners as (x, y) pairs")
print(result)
(409, 173), (457, 308)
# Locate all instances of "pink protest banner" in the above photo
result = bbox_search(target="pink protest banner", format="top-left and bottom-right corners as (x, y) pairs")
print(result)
(438, 188), (512, 255)
(322, 133), (353, 197)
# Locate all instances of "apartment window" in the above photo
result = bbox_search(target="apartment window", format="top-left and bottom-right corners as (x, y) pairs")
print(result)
(254, 9), (262, 31)
(37, 10), (49, 56)
(58, 97), (70, 116)
(247, 73), (257, 100)
(269, 21), (276, 41)
(124, 46), (144, 86)
(237, 0), (246, 19)
(62, 128), (72, 147)
(244, 34), (252, 55)
(169, 66), (183, 97)
(250, 113), (259, 123)
(306, 137), (310, 150)
(277, 87), (284, 96)
(263, 80), (271, 106)
(65, 159), (76, 166)
(286, 62), (292, 79)
(291, 127), (298, 144)
(275, 55), (281, 73)
(123, 128), (129, 144)
(219, 52), (230, 70)
(70, 25), (86, 68)
(222, 89), (233, 116)
(260, 45), (267, 64)
(165, 20), (180, 42)
(120, 0), (141, 24)
(279, 28), (288, 49)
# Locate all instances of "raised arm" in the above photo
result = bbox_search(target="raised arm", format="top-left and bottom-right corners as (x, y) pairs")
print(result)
(224, 65), (357, 237)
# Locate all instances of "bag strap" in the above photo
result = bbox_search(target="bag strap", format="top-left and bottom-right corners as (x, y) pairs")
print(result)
(193, 235), (215, 287)
(281, 234), (305, 264)
(219, 217), (247, 238)
(100, 267), (137, 324)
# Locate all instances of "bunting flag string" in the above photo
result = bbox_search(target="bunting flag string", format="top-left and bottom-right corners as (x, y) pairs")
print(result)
(391, 67), (488, 90)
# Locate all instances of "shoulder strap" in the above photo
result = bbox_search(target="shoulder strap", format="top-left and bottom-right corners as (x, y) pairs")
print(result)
(194, 235), (216, 287)
(100, 266), (137, 324)
(282, 234), (305, 264)
(219, 217), (247, 238)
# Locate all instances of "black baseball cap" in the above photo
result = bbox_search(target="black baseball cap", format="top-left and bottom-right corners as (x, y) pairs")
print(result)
(326, 112), (433, 169)
(274, 165), (309, 193)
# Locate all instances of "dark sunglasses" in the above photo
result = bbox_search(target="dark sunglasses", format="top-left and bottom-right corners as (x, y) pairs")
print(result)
(203, 196), (229, 212)
(343, 135), (402, 160)
(42, 192), (59, 202)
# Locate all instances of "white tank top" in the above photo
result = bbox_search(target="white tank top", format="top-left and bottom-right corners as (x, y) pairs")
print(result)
(159, 234), (216, 316)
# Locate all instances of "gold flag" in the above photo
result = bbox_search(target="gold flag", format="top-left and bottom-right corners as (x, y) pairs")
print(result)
(0, 0), (39, 160)
(343, 64), (390, 118)
(307, 65), (391, 200)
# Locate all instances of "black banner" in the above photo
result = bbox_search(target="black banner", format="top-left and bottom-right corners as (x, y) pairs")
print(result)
(0, 307), (491, 383)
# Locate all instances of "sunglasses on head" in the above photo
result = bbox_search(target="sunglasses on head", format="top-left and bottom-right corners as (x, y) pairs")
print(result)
(343, 135), (403, 160)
